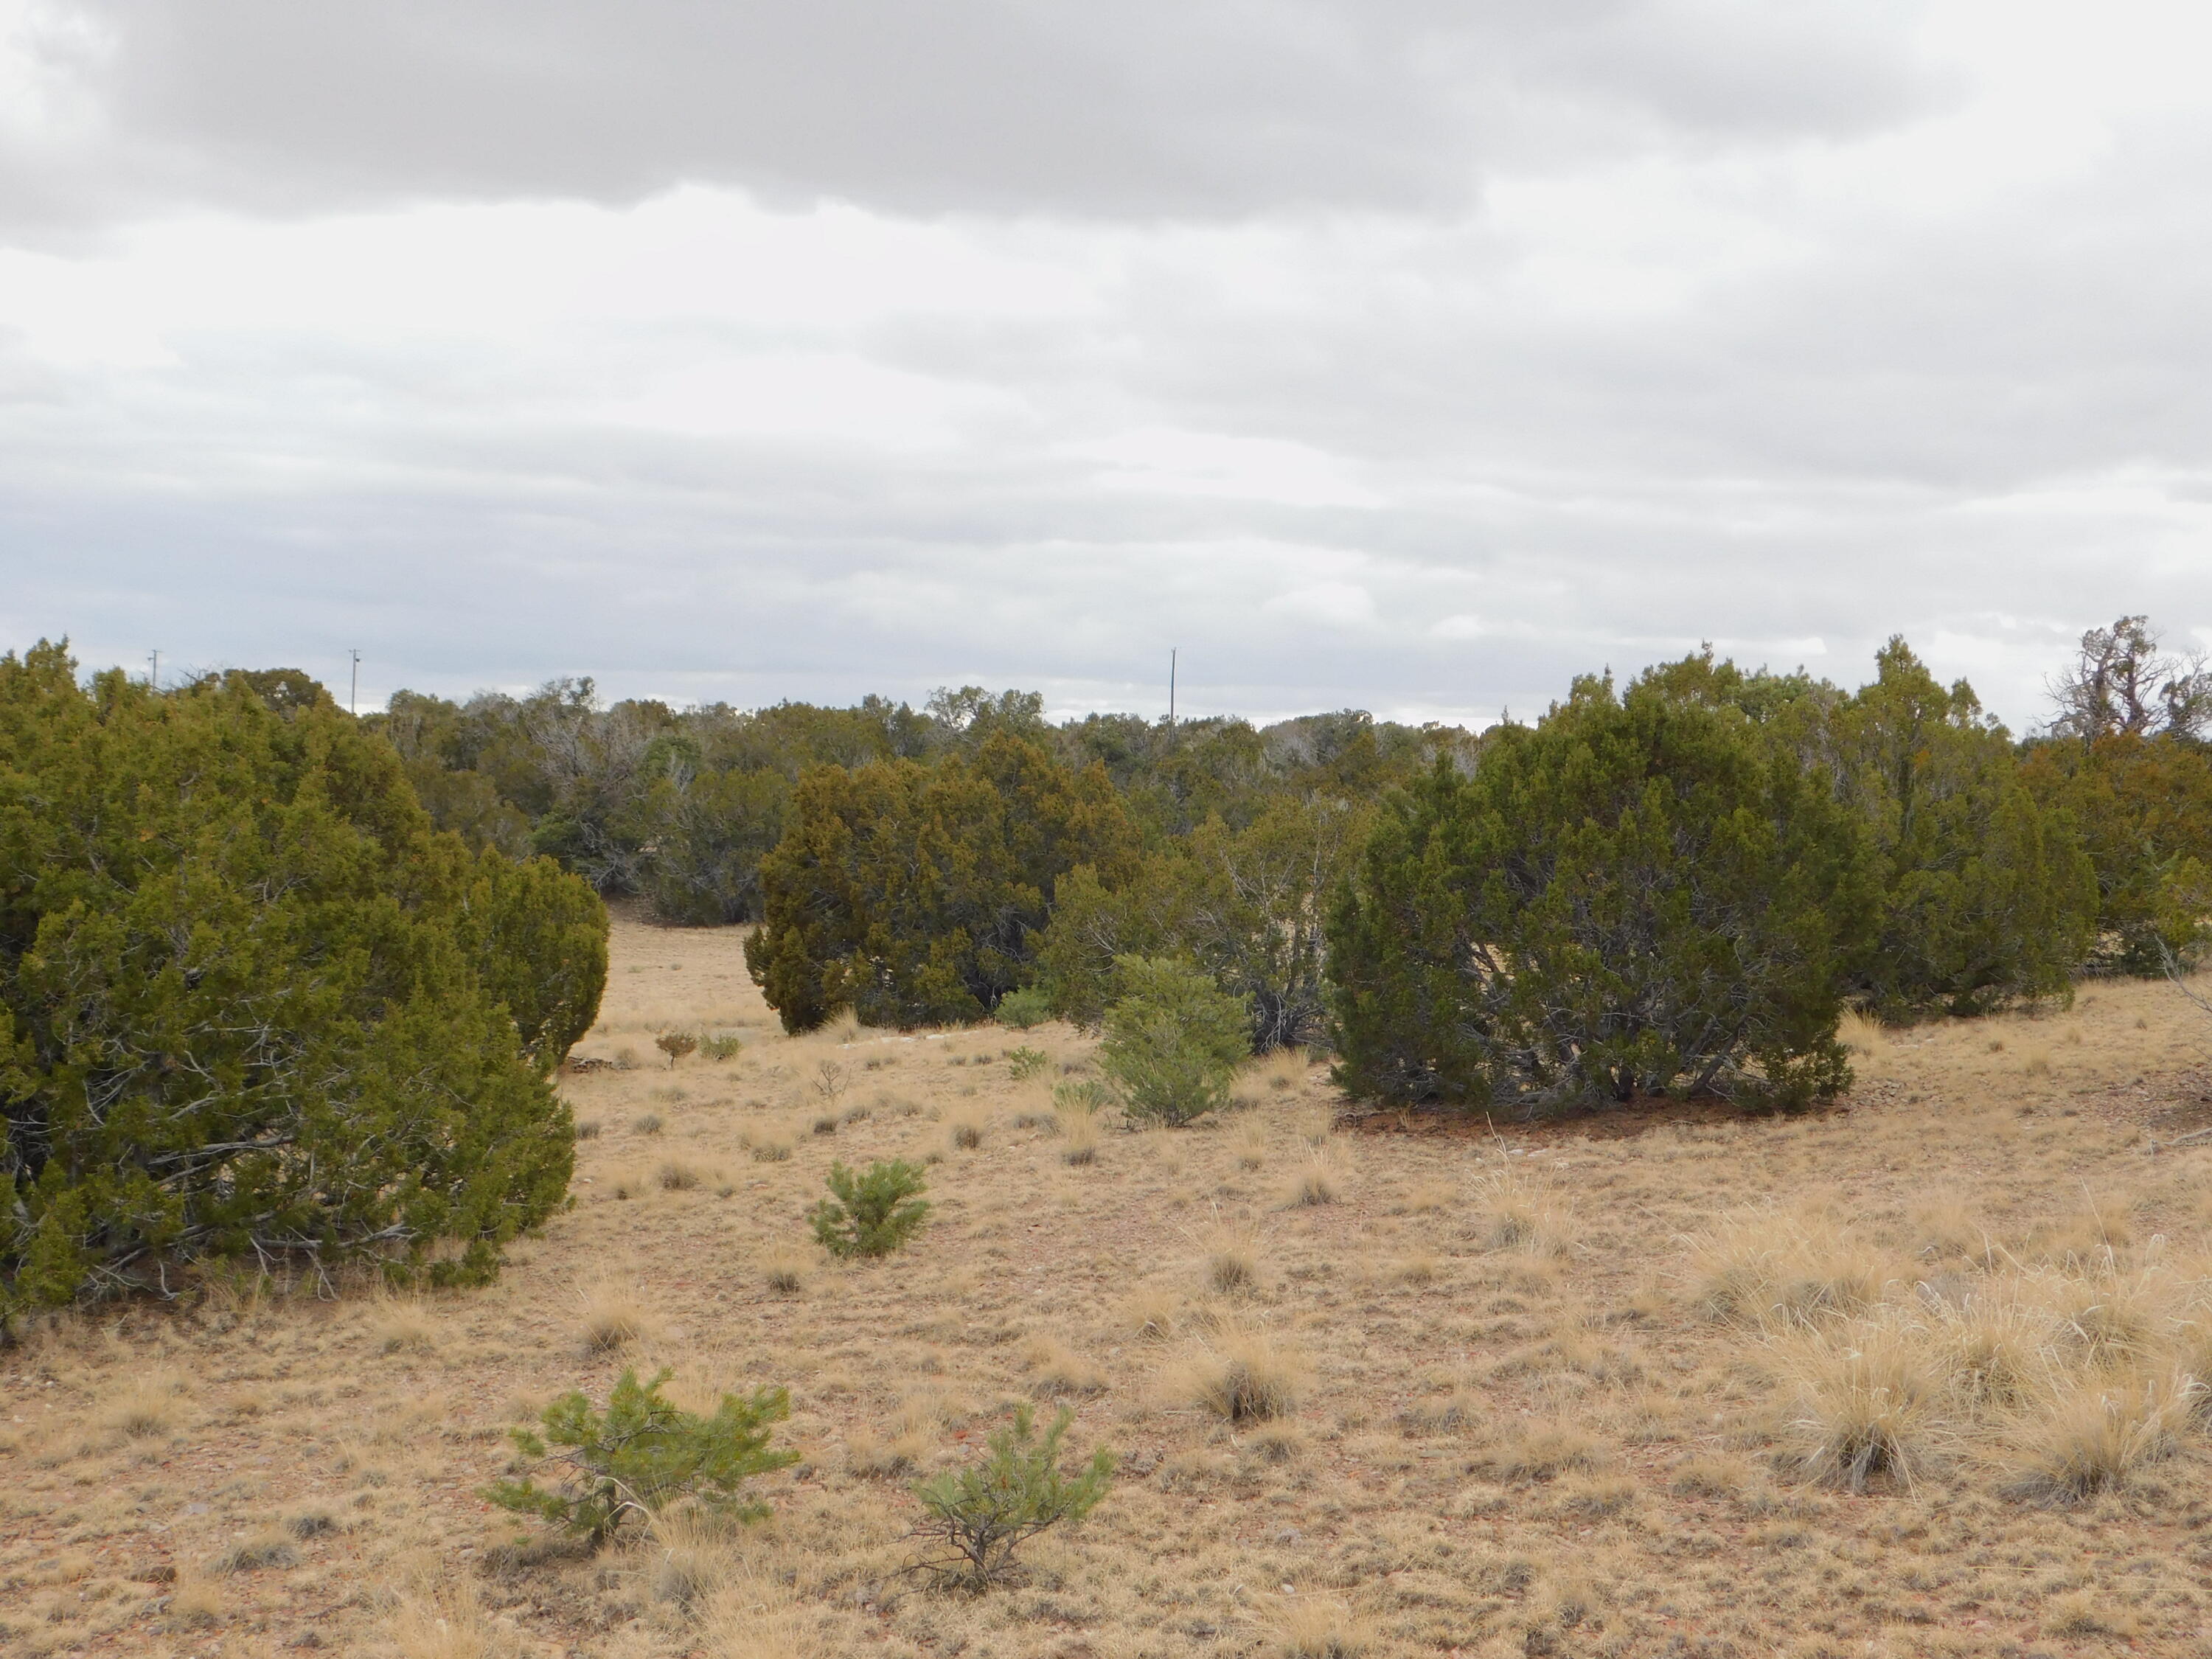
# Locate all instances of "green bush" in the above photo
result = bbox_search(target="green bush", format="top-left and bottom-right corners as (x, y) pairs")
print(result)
(1096, 957), (1251, 1127)
(995, 987), (1053, 1030)
(655, 1030), (699, 1068)
(1036, 795), (1368, 1052)
(745, 734), (1139, 1032)
(485, 1366), (796, 1547)
(1835, 641), (2096, 1015)
(809, 1160), (931, 1258)
(699, 1032), (746, 1061)
(909, 1403), (1113, 1590)
(0, 645), (605, 1321)
(1329, 667), (1871, 1113)
(1005, 1046), (1051, 1081)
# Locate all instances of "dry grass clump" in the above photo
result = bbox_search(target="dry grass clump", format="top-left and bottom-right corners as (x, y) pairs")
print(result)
(1924, 1290), (2053, 1405)
(657, 1159), (702, 1192)
(1060, 1106), (1100, 1165)
(577, 1277), (651, 1352)
(743, 1122), (795, 1162)
(1836, 1006), (1887, 1060)
(2042, 1587), (2143, 1640)
(387, 1577), (507, 1659)
(2025, 1255), (2172, 1369)
(99, 1371), (189, 1440)
(1273, 1595), (1370, 1658)
(1283, 1151), (1339, 1208)
(1178, 1327), (1307, 1422)
(1022, 1334), (1108, 1397)
(1126, 1287), (1183, 1340)
(1236, 1116), (1269, 1169)
(947, 1105), (987, 1150)
(369, 1295), (440, 1356)
(759, 1243), (810, 1296)
(1201, 1215), (1262, 1294)
(167, 1568), (226, 1629)
(1472, 1166), (1569, 1256)
(211, 1526), (301, 1573)
(2001, 1368), (2197, 1501)
(1479, 1419), (1612, 1481)
(1773, 1312), (1943, 1492)
(1686, 1206), (1893, 1327)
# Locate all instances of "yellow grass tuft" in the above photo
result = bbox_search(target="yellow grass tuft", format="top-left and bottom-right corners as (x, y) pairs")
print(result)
(1178, 1326), (1307, 1422)
(1686, 1207), (1893, 1327)
(369, 1295), (440, 1356)
(2002, 1367), (2197, 1502)
(1773, 1313), (1942, 1492)
(1472, 1166), (1568, 1256)
(1201, 1215), (1263, 1294)
(100, 1371), (188, 1441)
(1283, 1151), (1340, 1208)
(1022, 1333), (1108, 1397)
(1273, 1594), (1370, 1658)
(1060, 1106), (1101, 1166)
(577, 1276), (652, 1352)
(759, 1242), (810, 1296)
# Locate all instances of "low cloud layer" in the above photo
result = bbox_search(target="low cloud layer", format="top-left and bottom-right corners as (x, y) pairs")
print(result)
(2, 0), (2208, 729)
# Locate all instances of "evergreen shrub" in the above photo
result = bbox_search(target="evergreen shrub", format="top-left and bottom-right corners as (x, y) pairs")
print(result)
(1096, 956), (1251, 1127)
(486, 1366), (796, 1546)
(809, 1160), (931, 1258)
(1329, 668), (1871, 1113)
(909, 1403), (1113, 1590)
(0, 644), (606, 1321)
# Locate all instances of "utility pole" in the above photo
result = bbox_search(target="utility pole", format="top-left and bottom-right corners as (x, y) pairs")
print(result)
(147, 650), (159, 691)
(349, 650), (361, 717)
(1169, 647), (1177, 728)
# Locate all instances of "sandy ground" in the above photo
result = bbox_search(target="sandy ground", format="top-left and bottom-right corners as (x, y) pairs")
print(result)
(9, 912), (2212, 1657)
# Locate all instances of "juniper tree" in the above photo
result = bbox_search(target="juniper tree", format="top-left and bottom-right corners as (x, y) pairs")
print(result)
(0, 642), (605, 1321)
(1329, 667), (1873, 1113)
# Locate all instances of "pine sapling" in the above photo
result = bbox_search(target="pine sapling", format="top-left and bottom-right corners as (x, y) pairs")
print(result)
(809, 1160), (931, 1259)
(909, 1404), (1114, 1590)
(484, 1367), (796, 1547)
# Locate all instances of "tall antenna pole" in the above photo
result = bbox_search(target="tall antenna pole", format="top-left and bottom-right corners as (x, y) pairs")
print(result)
(349, 650), (361, 716)
(1169, 647), (1177, 727)
(148, 649), (159, 691)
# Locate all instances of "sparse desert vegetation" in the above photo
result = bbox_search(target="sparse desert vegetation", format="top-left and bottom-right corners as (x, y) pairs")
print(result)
(10, 914), (2212, 1655)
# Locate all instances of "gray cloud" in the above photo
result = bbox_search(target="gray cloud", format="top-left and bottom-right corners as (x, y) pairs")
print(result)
(1, 2), (2205, 737)
(1, 1), (1944, 231)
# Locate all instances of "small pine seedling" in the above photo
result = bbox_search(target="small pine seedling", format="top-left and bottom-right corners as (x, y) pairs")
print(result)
(655, 1031), (699, 1069)
(909, 1404), (1113, 1590)
(484, 1367), (796, 1548)
(809, 1160), (931, 1259)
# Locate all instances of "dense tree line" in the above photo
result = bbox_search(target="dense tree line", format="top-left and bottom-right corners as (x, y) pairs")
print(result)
(372, 620), (2212, 1110)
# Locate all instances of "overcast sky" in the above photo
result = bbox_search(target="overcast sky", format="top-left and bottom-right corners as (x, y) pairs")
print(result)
(1, 1), (2207, 730)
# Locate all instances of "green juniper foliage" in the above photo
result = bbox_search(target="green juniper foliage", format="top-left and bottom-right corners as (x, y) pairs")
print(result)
(1096, 956), (1251, 1127)
(993, 986), (1053, 1030)
(1329, 665), (1873, 1113)
(0, 644), (605, 1321)
(1037, 795), (1368, 1052)
(808, 1159), (931, 1258)
(485, 1367), (796, 1547)
(909, 1403), (1113, 1590)
(1004, 1046), (1051, 1081)
(745, 734), (1139, 1032)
